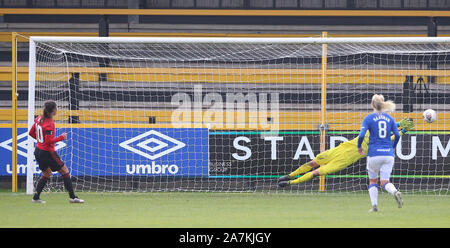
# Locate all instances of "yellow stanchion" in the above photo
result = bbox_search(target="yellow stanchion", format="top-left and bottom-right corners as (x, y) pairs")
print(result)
(11, 32), (18, 192)
(319, 32), (328, 192)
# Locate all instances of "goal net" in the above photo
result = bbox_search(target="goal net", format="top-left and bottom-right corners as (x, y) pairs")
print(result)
(26, 37), (450, 194)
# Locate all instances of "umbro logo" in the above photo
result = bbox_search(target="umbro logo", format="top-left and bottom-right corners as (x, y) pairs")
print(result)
(119, 130), (186, 160)
(0, 131), (66, 158)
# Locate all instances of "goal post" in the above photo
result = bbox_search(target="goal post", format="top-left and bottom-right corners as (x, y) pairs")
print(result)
(26, 38), (36, 194)
(26, 36), (450, 194)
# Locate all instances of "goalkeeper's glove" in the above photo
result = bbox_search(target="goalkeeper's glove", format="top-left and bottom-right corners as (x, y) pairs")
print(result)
(397, 118), (415, 134)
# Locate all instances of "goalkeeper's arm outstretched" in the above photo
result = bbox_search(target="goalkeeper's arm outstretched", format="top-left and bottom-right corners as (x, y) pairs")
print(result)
(278, 118), (414, 187)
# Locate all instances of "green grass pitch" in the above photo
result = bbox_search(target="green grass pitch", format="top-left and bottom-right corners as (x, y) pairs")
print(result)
(1, 191), (449, 227)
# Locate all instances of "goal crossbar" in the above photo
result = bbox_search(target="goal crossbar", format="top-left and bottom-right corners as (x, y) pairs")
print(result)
(30, 36), (450, 44)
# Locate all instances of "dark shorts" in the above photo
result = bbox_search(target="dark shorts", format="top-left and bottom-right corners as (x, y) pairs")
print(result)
(34, 147), (64, 172)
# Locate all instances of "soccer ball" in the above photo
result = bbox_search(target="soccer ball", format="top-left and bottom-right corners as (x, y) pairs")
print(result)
(423, 109), (437, 123)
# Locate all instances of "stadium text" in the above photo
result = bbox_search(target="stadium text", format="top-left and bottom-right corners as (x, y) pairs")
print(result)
(231, 135), (450, 161)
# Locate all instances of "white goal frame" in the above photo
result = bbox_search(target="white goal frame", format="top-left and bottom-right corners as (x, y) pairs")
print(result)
(26, 36), (450, 194)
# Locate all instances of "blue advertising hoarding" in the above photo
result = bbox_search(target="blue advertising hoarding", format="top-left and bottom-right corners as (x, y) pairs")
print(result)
(0, 128), (209, 177)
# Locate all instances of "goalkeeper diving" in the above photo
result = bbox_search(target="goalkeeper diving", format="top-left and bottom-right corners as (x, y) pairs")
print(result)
(278, 118), (414, 187)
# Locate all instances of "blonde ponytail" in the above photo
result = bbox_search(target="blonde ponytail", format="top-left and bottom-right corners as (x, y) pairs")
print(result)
(371, 94), (395, 112)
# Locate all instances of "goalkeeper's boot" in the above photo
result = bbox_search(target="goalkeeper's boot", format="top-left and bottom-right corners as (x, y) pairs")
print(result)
(278, 175), (292, 182)
(32, 198), (46, 204)
(368, 205), (378, 213)
(393, 191), (403, 208)
(69, 197), (85, 204)
(278, 180), (290, 188)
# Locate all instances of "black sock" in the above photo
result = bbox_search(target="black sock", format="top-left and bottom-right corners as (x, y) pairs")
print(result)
(62, 173), (76, 199)
(33, 176), (49, 200)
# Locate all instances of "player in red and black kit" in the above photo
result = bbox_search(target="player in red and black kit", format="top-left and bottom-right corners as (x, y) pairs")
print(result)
(29, 100), (84, 203)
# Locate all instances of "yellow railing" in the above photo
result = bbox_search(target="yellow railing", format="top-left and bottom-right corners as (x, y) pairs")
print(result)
(1, 109), (448, 131)
(1, 67), (448, 84)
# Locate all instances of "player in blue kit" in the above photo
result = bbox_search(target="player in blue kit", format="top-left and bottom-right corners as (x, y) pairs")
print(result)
(358, 94), (402, 213)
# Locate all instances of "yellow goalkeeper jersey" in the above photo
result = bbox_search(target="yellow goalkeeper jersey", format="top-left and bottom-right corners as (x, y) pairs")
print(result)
(338, 132), (370, 163)
(333, 131), (401, 164)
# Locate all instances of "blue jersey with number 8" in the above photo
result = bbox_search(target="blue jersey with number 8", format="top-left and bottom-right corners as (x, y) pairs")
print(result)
(357, 112), (400, 157)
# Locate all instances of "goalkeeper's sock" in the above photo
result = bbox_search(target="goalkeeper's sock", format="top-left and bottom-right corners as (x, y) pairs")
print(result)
(368, 184), (378, 206)
(62, 173), (76, 199)
(33, 176), (49, 200)
(289, 172), (314, 184)
(384, 183), (398, 195)
(289, 163), (313, 178)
